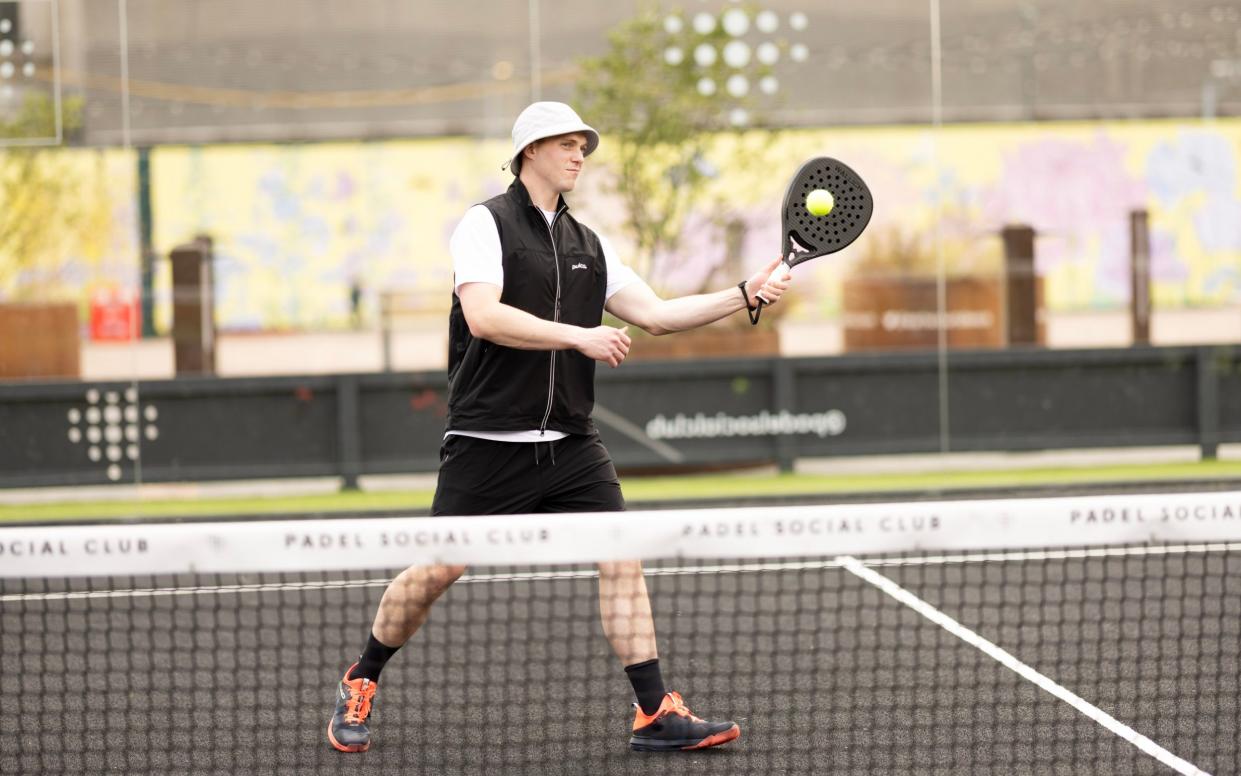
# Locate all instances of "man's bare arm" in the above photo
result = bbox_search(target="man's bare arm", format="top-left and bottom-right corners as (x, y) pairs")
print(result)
(605, 256), (790, 335)
(458, 282), (631, 367)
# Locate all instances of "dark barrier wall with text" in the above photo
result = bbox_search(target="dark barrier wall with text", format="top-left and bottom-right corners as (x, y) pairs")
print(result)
(1, 346), (1237, 490)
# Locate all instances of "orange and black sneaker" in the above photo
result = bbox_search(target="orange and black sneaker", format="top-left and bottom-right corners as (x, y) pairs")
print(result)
(327, 663), (377, 753)
(629, 691), (740, 752)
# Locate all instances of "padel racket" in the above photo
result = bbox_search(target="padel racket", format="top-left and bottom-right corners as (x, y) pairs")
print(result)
(753, 157), (873, 317)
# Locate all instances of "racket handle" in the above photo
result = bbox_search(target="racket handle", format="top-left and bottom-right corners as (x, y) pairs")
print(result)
(755, 262), (790, 305)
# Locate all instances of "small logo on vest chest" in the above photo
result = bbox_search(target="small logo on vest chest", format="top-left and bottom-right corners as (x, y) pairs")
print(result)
(570, 262), (588, 271)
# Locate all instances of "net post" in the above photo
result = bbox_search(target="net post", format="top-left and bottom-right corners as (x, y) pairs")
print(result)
(335, 374), (363, 490)
(1196, 346), (1219, 461)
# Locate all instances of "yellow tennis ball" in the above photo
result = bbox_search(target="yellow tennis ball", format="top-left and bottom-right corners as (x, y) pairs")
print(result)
(806, 189), (834, 217)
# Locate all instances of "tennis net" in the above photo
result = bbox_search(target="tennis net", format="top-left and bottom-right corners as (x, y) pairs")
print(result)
(2, 490), (1240, 775)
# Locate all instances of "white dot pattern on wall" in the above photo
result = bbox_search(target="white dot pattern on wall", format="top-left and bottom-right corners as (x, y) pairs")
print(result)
(65, 388), (163, 482)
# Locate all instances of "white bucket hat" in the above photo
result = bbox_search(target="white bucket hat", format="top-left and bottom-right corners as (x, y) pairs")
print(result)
(506, 101), (600, 175)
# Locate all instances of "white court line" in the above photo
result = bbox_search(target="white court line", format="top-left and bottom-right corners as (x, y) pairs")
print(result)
(4, 541), (1240, 604)
(838, 554), (1212, 776)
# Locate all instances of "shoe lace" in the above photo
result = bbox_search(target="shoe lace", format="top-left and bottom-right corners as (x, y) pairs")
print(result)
(343, 679), (375, 725)
(664, 692), (705, 723)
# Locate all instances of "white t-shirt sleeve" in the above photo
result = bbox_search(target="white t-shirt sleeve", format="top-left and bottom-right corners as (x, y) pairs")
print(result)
(598, 233), (640, 300)
(450, 205), (640, 300)
(449, 205), (503, 292)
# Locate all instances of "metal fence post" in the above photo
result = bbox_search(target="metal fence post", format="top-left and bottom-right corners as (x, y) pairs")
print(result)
(1129, 210), (1151, 345)
(380, 294), (394, 372)
(773, 359), (797, 473)
(1196, 347), (1220, 461)
(336, 375), (363, 489)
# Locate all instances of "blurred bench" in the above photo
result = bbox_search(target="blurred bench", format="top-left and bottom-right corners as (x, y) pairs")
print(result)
(378, 290), (449, 372)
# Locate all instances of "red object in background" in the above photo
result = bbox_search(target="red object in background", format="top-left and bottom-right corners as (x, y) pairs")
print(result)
(89, 290), (141, 341)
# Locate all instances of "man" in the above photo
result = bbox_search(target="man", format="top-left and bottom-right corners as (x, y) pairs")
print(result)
(328, 101), (789, 754)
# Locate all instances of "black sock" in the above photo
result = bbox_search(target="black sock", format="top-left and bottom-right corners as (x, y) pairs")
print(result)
(625, 658), (667, 716)
(349, 633), (401, 683)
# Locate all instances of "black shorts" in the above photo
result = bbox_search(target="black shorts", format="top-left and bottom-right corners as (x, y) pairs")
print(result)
(430, 432), (625, 516)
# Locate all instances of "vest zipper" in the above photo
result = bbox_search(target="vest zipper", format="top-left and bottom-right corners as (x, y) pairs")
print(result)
(539, 204), (566, 435)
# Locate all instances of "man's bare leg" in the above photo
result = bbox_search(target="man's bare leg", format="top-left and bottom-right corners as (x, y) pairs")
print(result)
(598, 559), (741, 751)
(598, 560), (665, 714)
(597, 560), (658, 665)
(371, 563), (467, 647)
(328, 563), (466, 752)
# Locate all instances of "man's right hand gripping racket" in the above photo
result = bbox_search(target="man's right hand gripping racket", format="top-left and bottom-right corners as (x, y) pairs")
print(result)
(750, 157), (874, 322)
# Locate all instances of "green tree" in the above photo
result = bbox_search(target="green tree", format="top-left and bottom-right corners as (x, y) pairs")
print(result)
(0, 93), (94, 301)
(576, 5), (774, 288)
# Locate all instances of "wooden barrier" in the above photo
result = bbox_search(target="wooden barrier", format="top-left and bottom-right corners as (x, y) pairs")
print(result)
(627, 323), (780, 361)
(0, 303), (81, 379)
(379, 290), (449, 371)
(842, 276), (1044, 351)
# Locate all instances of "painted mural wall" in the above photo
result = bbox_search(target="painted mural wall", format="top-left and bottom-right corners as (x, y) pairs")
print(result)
(150, 119), (1241, 330)
(4, 119), (1237, 331)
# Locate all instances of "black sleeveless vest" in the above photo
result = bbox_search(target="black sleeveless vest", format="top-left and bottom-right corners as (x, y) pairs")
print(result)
(445, 179), (608, 435)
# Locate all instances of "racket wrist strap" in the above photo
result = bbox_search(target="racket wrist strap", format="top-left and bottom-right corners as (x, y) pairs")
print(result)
(738, 281), (762, 325)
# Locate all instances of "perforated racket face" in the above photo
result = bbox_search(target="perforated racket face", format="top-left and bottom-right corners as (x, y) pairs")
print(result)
(781, 157), (873, 267)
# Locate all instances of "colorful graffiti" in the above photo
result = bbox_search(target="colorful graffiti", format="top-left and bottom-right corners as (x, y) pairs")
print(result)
(151, 140), (512, 330)
(676, 121), (1241, 315)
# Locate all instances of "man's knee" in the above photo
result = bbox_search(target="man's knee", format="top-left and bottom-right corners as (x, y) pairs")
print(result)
(597, 559), (644, 579)
(422, 563), (467, 590)
(435, 564), (468, 585)
(391, 563), (467, 597)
